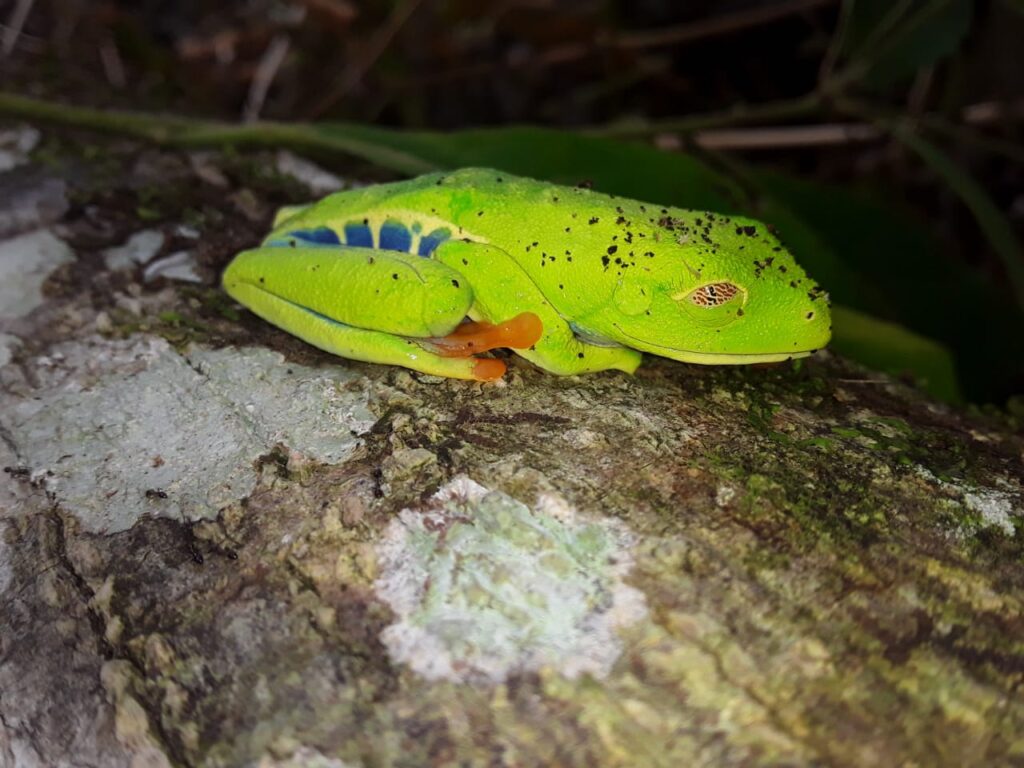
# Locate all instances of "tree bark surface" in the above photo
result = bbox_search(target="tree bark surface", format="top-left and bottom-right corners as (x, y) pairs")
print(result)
(1, 143), (1022, 768)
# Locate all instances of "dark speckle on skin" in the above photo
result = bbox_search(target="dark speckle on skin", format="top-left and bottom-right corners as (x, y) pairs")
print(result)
(452, 279), (460, 288)
(607, 245), (618, 255)
(601, 255), (610, 268)
(589, 217), (600, 225)
(392, 273), (398, 279)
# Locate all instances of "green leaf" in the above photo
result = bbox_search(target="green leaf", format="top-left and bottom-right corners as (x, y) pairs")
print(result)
(831, 305), (961, 402)
(740, 167), (1023, 402)
(309, 123), (742, 212)
(838, 0), (973, 88)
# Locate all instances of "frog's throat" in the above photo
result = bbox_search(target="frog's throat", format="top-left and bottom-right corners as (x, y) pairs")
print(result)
(612, 323), (815, 365)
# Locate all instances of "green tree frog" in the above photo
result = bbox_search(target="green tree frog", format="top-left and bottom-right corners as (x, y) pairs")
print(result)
(222, 168), (831, 381)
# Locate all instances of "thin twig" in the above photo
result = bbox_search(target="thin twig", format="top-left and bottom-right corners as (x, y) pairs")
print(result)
(243, 34), (291, 122)
(296, 0), (358, 26)
(1, 0), (37, 58)
(693, 122), (882, 150)
(584, 93), (824, 138)
(818, 0), (854, 85)
(99, 36), (127, 89)
(962, 100), (1024, 124)
(839, 96), (1024, 165)
(307, 0), (426, 118)
(615, 0), (837, 50)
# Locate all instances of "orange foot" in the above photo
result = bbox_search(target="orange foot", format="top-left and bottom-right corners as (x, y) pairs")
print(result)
(426, 312), (543, 358)
(472, 358), (507, 382)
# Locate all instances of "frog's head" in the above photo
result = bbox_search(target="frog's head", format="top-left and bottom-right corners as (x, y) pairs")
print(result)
(595, 215), (831, 364)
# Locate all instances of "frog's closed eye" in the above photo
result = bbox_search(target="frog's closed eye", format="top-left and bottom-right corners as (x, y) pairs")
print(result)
(674, 282), (746, 328)
(686, 282), (740, 307)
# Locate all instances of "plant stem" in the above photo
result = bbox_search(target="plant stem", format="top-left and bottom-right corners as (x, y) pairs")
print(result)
(583, 93), (824, 138)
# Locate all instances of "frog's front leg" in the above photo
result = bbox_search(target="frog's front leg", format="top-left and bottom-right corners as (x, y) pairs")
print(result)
(435, 240), (643, 376)
(222, 244), (535, 380)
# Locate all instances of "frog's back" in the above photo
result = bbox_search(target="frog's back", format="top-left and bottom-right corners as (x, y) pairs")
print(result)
(265, 170), (479, 258)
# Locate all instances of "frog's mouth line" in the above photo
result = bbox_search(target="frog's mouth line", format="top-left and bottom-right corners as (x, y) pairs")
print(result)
(612, 323), (814, 365)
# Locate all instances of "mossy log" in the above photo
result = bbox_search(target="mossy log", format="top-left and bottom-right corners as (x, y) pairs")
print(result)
(1, 144), (1023, 768)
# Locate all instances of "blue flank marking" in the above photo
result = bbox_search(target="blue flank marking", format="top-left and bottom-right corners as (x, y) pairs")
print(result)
(287, 226), (341, 246)
(418, 227), (451, 257)
(344, 222), (374, 248)
(379, 220), (413, 252)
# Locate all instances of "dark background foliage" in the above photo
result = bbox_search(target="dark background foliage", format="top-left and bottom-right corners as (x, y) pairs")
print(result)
(2, 0), (1022, 405)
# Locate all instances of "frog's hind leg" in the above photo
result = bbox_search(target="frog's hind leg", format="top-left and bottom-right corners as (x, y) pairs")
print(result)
(223, 243), (510, 381)
(434, 240), (643, 375)
(227, 274), (509, 380)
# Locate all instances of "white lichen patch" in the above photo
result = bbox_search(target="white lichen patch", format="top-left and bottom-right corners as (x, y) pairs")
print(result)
(258, 747), (354, 768)
(374, 477), (647, 684)
(0, 331), (19, 366)
(0, 531), (11, 594)
(1, 336), (376, 533)
(914, 466), (1021, 538)
(962, 488), (1017, 537)
(103, 229), (165, 271)
(275, 150), (346, 196)
(0, 174), (67, 237)
(0, 229), (74, 319)
(142, 250), (202, 283)
(0, 125), (40, 172)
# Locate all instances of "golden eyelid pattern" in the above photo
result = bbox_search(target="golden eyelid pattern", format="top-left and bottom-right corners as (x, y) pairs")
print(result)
(688, 282), (739, 308)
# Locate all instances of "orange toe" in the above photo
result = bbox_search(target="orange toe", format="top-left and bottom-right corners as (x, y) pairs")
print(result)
(502, 311), (543, 349)
(472, 358), (506, 381)
(427, 312), (544, 357)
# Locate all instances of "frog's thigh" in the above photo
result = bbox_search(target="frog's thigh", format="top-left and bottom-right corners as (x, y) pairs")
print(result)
(223, 245), (494, 380)
(231, 281), (500, 379)
(435, 240), (642, 375)
(223, 244), (474, 337)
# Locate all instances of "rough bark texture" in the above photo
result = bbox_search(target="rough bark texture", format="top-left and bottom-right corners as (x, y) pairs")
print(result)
(1, 138), (1023, 768)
